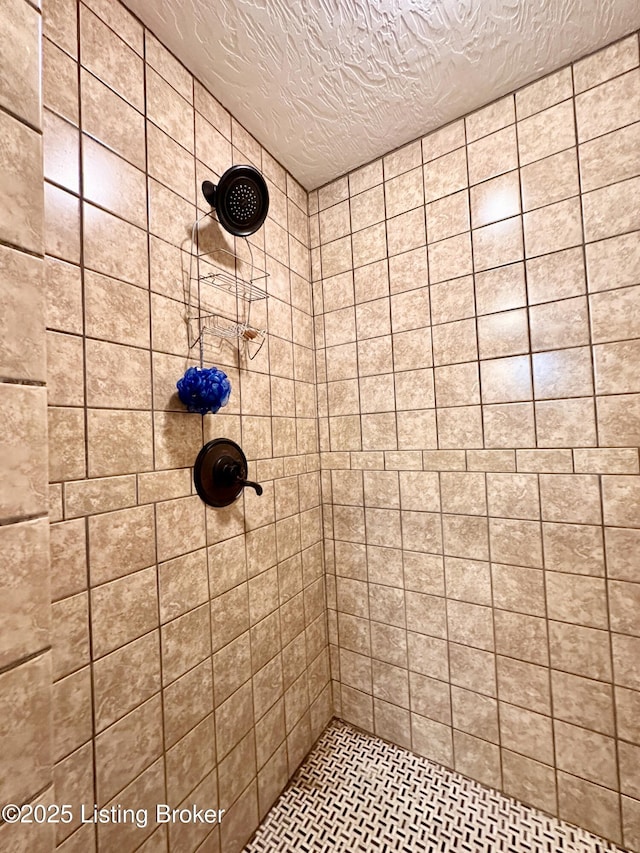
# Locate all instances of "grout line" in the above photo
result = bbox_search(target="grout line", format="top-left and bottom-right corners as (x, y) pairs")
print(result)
(0, 511), (48, 528)
(597, 471), (625, 840)
(0, 646), (51, 678)
(512, 71), (538, 454)
(422, 150), (440, 454)
(482, 456), (505, 789)
(436, 470), (455, 769)
(421, 130), (455, 763)
(460, 104), (487, 456)
(0, 236), (45, 259)
(380, 164), (399, 460)
(143, 29), (171, 836)
(0, 782), (54, 829)
(0, 100), (43, 135)
(71, 4), (103, 836)
(537, 460), (560, 817)
(572, 65), (602, 455)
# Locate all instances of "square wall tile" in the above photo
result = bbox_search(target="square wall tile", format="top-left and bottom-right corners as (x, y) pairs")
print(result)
(575, 69), (640, 143)
(516, 67), (573, 120)
(1, 245), (45, 383)
(470, 171), (520, 229)
(467, 126), (518, 185)
(43, 37), (79, 125)
(1, 386), (48, 519)
(517, 100), (576, 166)
(80, 6), (144, 112)
(0, 654), (52, 807)
(573, 35), (639, 93)
(0, 110), (43, 255)
(0, 0), (41, 129)
(0, 519), (50, 669)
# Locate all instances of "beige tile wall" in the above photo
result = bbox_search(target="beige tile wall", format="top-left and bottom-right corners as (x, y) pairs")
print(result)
(42, 0), (330, 850)
(0, 1), (54, 851)
(6, 2), (638, 850)
(313, 31), (640, 852)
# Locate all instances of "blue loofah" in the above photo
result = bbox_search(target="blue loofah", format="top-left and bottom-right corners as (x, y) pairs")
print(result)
(177, 366), (231, 415)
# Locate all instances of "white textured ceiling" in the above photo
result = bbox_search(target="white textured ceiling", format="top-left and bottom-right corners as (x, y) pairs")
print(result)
(123, 0), (640, 189)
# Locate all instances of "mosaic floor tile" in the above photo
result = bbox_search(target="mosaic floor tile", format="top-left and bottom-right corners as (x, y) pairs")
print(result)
(245, 719), (627, 853)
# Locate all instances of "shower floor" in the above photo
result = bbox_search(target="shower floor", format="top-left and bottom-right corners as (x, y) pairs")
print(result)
(244, 719), (626, 853)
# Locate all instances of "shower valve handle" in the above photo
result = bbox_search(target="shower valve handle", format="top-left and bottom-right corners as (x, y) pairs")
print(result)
(241, 478), (263, 496)
(215, 457), (263, 496)
(193, 438), (263, 508)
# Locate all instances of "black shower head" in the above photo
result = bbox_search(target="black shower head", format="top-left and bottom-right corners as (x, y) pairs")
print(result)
(202, 165), (269, 236)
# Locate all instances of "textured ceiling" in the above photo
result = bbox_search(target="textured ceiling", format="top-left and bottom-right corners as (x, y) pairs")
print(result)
(122, 0), (640, 189)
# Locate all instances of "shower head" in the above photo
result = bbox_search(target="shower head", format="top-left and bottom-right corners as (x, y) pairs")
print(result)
(202, 165), (269, 236)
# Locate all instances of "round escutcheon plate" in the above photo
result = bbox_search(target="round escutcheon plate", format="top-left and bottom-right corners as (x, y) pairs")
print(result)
(193, 438), (248, 507)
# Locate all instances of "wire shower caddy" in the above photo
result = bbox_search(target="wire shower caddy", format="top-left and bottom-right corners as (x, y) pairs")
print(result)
(186, 211), (269, 363)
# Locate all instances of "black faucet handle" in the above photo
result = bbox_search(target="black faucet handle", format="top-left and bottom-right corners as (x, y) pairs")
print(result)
(216, 457), (263, 496)
(194, 439), (264, 507)
(241, 479), (263, 496)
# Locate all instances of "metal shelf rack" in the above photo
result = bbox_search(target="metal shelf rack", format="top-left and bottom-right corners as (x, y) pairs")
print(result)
(186, 213), (269, 363)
